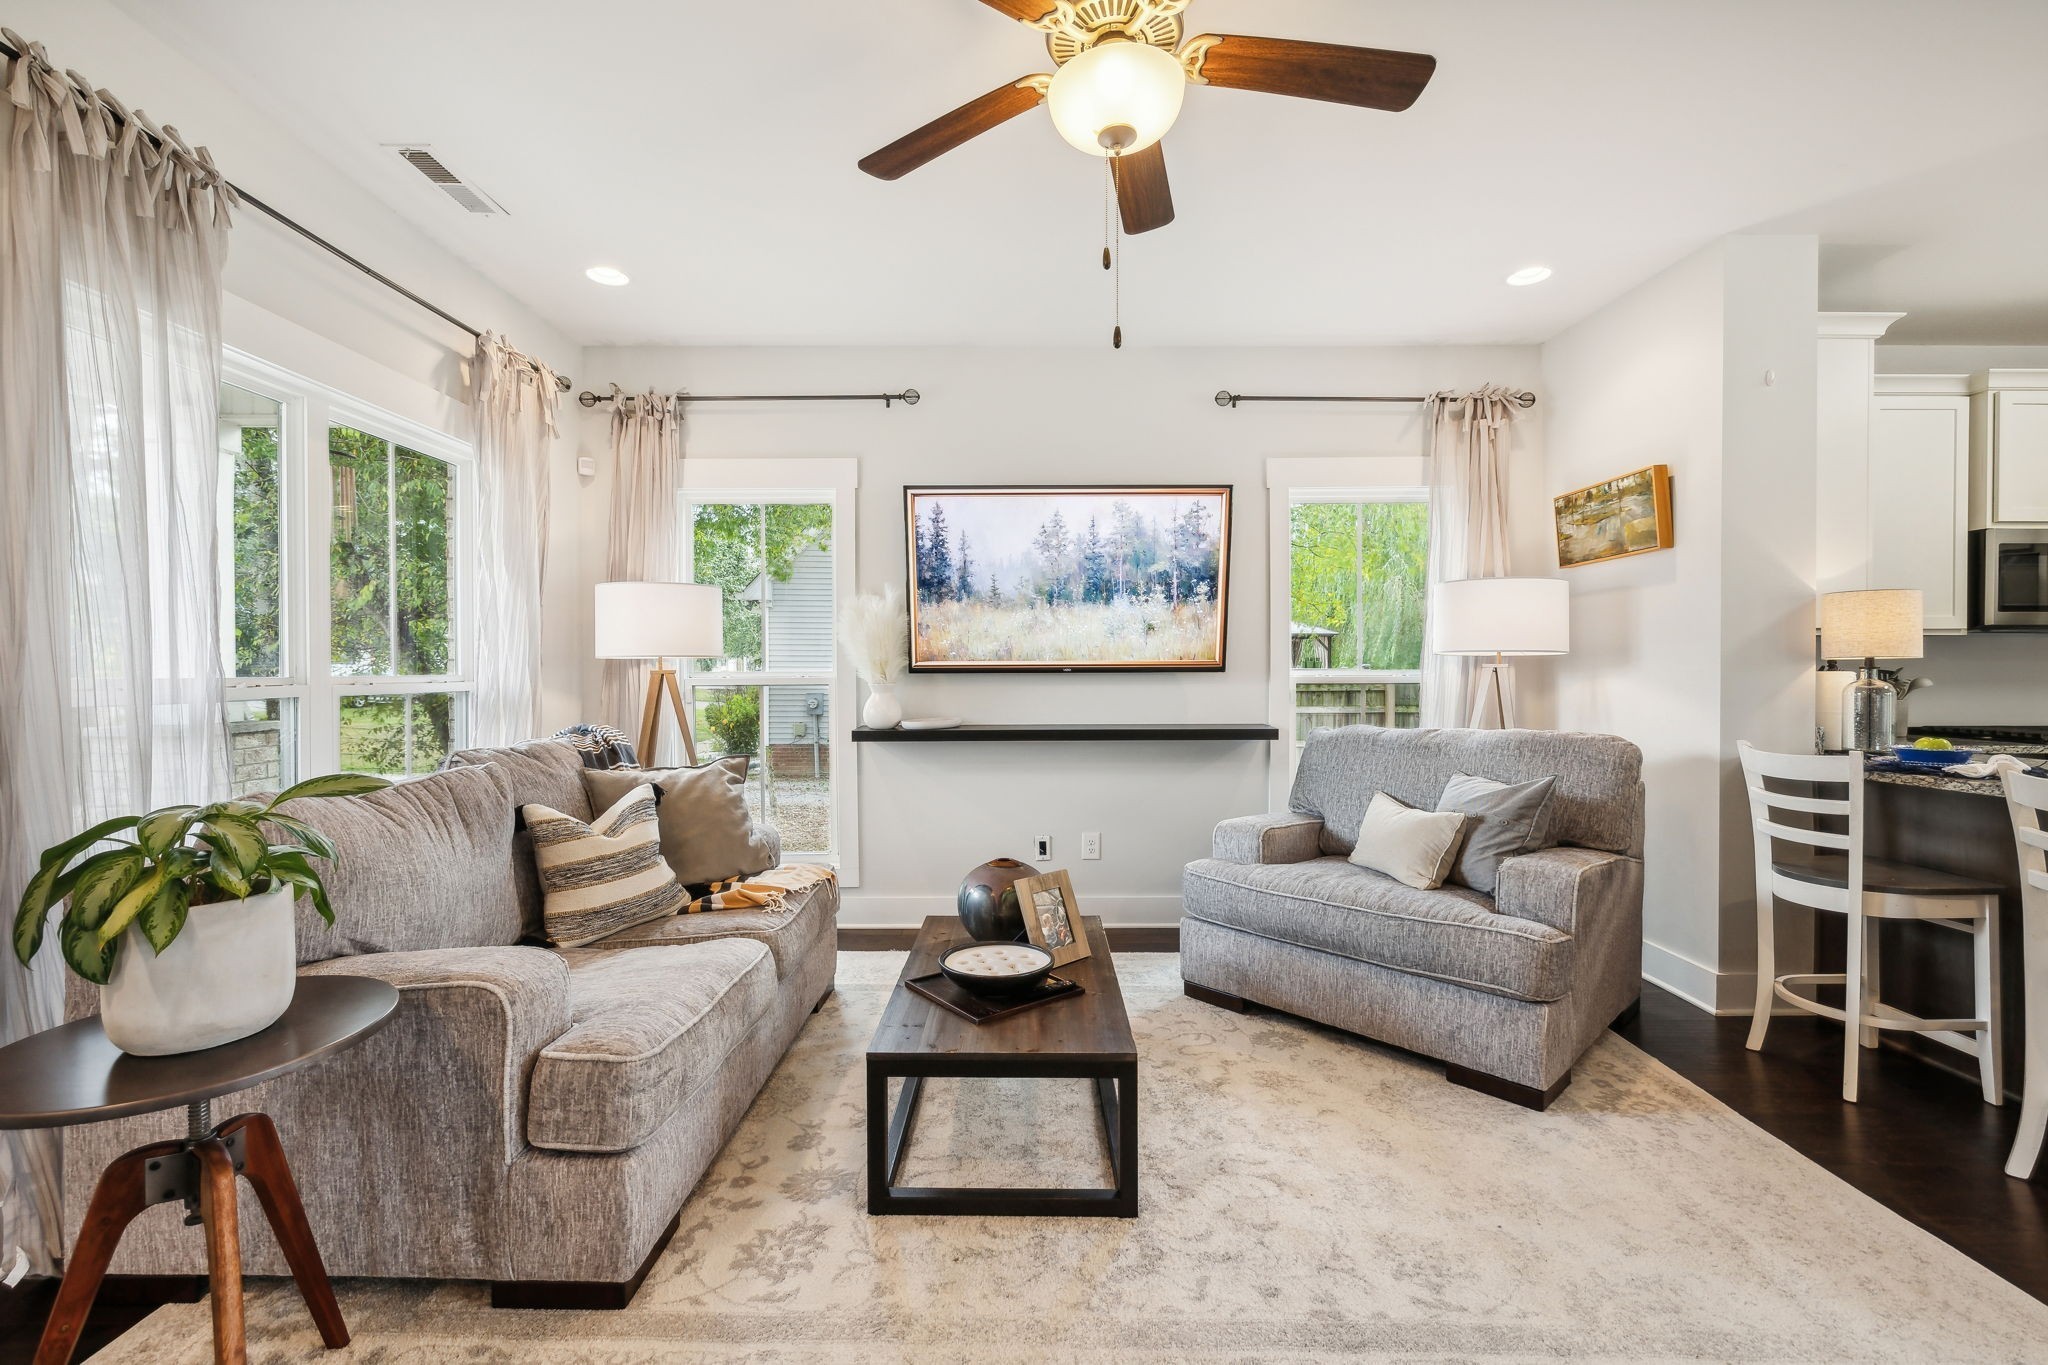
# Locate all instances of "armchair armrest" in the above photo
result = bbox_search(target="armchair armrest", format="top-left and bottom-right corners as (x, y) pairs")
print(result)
(301, 946), (572, 1162)
(1212, 812), (1325, 865)
(1493, 847), (1642, 936)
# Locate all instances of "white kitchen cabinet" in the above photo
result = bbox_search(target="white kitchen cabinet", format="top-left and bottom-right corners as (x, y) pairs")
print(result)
(1869, 385), (1971, 632)
(1969, 371), (2048, 527)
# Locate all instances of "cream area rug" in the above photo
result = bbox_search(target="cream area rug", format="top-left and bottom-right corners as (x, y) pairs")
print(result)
(102, 952), (2048, 1363)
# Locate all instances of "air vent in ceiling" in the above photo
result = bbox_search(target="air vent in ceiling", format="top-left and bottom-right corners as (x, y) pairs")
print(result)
(392, 146), (507, 216)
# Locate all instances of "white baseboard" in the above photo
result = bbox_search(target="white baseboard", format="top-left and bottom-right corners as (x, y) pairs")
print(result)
(835, 893), (1184, 931)
(1642, 941), (1805, 1017)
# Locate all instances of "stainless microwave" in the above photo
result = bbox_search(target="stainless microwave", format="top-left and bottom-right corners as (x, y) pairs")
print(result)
(1972, 528), (2048, 629)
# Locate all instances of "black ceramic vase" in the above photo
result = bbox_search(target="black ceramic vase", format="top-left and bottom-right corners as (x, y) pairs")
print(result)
(956, 858), (1039, 942)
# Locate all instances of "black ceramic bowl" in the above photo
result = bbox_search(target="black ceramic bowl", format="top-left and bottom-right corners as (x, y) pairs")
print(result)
(939, 941), (1054, 998)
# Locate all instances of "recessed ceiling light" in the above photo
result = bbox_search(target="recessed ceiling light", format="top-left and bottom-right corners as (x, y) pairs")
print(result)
(1506, 265), (1553, 287)
(585, 266), (630, 287)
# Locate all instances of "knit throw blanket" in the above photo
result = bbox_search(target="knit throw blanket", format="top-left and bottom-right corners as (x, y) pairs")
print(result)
(685, 863), (837, 915)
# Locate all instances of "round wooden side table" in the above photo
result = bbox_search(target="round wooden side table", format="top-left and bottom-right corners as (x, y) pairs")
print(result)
(0, 975), (398, 1365)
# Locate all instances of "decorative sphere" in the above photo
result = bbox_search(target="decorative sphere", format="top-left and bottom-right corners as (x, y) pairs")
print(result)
(956, 858), (1040, 942)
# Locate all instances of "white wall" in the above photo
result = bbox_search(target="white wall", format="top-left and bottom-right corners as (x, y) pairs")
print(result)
(1541, 235), (1821, 1011)
(8, 0), (589, 730)
(565, 346), (1551, 926)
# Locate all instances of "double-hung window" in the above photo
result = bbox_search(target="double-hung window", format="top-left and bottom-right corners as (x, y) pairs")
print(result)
(681, 459), (860, 883)
(218, 351), (474, 791)
(1266, 458), (1430, 806)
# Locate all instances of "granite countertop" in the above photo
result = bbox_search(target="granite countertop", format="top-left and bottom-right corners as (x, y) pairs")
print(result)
(1866, 747), (2048, 796)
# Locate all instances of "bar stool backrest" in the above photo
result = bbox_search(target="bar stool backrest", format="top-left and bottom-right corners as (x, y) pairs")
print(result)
(2005, 769), (2048, 905)
(1737, 742), (1863, 914)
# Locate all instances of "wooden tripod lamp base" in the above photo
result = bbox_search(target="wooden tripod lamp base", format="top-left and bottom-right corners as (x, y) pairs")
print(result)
(595, 581), (724, 770)
(638, 660), (700, 768)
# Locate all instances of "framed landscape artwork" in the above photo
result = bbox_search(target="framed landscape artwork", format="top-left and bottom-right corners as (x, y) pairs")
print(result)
(904, 485), (1232, 671)
(1553, 464), (1674, 567)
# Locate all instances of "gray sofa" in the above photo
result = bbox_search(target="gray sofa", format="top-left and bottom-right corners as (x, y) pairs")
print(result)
(61, 739), (837, 1307)
(1181, 727), (1644, 1109)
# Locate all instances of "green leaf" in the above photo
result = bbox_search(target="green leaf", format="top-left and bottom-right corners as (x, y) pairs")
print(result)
(14, 817), (140, 966)
(67, 849), (150, 931)
(197, 833), (252, 899)
(135, 806), (200, 859)
(258, 812), (337, 862)
(266, 851), (335, 926)
(96, 866), (168, 947)
(61, 913), (117, 984)
(203, 814), (268, 880)
(270, 773), (391, 807)
(139, 880), (191, 955)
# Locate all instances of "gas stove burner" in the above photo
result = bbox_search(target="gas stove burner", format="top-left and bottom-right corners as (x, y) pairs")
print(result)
(1912, 725), (2048, 744)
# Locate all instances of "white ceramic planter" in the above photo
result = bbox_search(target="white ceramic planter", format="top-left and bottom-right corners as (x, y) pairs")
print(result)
(99, 882), (298, 1056)
(862, 681), (904, 730)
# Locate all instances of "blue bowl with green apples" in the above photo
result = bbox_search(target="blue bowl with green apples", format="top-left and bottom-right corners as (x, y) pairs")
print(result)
(1890, 743), (1975, 769)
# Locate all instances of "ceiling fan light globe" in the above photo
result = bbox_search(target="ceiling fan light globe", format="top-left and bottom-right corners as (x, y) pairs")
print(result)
(1047, 40), (1185, 158)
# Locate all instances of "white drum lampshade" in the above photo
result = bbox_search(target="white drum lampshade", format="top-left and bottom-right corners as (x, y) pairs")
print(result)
(1819, 589), (1923, 663)
(1431, 578), (1571, 658)
(594, 581), (723, 661)
(1430, 578), (1570, 730)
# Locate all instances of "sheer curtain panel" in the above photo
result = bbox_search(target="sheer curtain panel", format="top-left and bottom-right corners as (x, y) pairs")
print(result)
(471, 332), (562, 745)
(599, 393), (686, 762)
(0, 30), (233, 1274)
(1421, 387), (1524, 728)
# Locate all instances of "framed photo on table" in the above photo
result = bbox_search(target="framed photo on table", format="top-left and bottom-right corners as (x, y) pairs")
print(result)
(1016, 870), (1090, 968)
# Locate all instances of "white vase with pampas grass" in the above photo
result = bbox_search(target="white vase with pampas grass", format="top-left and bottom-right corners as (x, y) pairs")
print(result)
(838, 584), (909, 729)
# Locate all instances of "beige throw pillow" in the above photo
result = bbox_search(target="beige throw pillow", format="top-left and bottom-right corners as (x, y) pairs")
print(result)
(1347, 791), (1469, 890)
(524, 784), (685, 948)
(584, 757), (777, 888)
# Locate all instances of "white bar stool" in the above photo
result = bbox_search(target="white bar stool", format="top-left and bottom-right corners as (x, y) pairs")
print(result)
(2000, 768), (2048, 1179)
(1739, 742), (2003, 1104)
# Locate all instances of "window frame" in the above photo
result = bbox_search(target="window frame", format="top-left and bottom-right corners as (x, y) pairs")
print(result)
(219, 348), (477, 785)
(1265, 456), (1430, 810)
(681, 458), (861, 886)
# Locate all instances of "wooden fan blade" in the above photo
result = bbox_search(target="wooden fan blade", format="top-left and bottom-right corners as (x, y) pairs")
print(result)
(1113, 143), (1175, 235)
(976, 0), (1059, 21)
(858, 77), (1050, 180)
(1184, 34), (1436, 112)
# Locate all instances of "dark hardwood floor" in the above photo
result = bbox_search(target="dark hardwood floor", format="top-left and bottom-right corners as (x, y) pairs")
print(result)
(11, 960), (2041, 1360)
(1618, 983), (2048, 1303)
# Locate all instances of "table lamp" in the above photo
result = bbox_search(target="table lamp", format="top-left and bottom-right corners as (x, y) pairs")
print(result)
(595, 581), (724, 765)
(1430, 577), (1571, 729)
(1819, 589), (1922, 755)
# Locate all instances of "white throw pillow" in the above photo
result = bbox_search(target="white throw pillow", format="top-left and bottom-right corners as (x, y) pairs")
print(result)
(1348, 791), (1470, 890)
(524, 784), (686, 948)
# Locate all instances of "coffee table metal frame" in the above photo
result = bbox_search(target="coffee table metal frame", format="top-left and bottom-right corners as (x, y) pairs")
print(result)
(866, 916), (1137, 1218)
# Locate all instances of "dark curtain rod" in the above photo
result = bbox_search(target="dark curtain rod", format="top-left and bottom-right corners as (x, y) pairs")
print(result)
(1215, 390), (1537, 409)
(578, 389), (921, 410)
(0, 32), (572, 393)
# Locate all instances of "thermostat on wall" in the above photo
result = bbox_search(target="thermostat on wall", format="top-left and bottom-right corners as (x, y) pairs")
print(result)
(577, 455), (597, 477)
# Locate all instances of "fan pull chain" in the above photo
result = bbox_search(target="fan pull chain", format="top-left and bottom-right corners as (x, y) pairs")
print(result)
(1106, 156), (1123, 349)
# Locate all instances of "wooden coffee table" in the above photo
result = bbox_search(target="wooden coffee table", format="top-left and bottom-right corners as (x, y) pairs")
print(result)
(866, 915), (1137, 1217)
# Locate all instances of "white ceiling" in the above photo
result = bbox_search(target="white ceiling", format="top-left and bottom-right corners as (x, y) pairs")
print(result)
(115, 0), (2048, 349)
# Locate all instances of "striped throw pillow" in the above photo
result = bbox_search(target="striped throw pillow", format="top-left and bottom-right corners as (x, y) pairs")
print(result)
(523, 784), (685, 947)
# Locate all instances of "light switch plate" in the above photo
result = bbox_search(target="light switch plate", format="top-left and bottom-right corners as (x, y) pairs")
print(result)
(1033, 835), (1051, 861)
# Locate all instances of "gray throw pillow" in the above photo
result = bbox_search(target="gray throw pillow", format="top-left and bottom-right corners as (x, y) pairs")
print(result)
(1436, 772), (1559, 895)
(584, 757), (777, 888)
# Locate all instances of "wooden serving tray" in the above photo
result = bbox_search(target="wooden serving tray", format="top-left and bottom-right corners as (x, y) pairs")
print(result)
(903, 971), (1084, 1024)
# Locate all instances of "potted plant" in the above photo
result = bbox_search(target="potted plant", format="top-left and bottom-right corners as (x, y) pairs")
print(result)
(838, 583), (910, 729)
(11, 773), (390, 1056)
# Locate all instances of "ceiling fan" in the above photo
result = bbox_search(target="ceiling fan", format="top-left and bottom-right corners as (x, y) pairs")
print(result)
(857, 0), (1437, 235)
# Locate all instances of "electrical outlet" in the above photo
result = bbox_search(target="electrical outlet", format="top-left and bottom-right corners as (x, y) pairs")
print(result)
(1034, 834), (1052, 862)
(1082, 832), (1101, 860)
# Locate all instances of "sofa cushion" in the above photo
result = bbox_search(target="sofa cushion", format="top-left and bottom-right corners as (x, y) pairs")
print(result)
(584, 758), (778, 888)
(573, 876), (838, 980)
(524, 786), (686, 949)
(271, 762), (522, 963)
(445, 739), (594, 938)
(1182, 856), (1573, 1002)
(528, 939), (777, 1153)
(1437, 772), (1559, 895)
(1347, 792), (1468, 890)
(1290, 727), (1643, 859)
